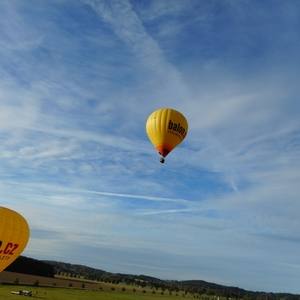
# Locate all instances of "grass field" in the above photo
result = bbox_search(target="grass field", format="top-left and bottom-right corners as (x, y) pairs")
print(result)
(0, 272), (219, 300)
(0, 285), (198, 300)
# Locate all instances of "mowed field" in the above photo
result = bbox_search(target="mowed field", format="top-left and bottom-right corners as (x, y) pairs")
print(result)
(0, 272), (205, 300)
(0, 285), (195, 300)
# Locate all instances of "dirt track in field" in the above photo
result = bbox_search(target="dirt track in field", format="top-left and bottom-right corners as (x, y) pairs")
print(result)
(0, 271), (102, 289)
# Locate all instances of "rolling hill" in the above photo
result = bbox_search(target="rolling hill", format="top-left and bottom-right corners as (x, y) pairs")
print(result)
(4, 256), (299, 299)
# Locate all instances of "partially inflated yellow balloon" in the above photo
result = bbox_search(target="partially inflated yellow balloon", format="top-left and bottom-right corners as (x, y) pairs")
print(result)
(146, 108), (188, 163)
(0, 207), (30, 272)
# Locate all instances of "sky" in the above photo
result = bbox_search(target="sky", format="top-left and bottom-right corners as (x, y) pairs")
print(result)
(0, 0), (300, 294)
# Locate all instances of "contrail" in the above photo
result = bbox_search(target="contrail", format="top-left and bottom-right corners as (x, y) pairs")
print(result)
(137, 208), (195, 216)
(2, 181), (190, 204)
(72, 188), (190, 204)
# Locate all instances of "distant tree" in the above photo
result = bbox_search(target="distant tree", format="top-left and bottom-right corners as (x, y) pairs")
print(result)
(7, 256), (55, 278)
(14, 278), (19, 285)
(143, 290), (146, 293)
(111, 287), (115, 291)
(34, 280), (39, 286)
(133, 288), (136, 293)
(52, 282), (56, 287)
(81, 283), (85, 289)
(68, 283), (73, 287)
(122, 287), (126, 292)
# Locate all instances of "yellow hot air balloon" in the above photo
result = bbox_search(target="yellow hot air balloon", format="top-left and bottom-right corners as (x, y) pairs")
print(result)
(146, 108), (188, 163)
(0, 207), (30, 272)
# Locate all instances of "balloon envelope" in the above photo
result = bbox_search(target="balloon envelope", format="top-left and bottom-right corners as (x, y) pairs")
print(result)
(146, 108), (188, 160)
(0, 207), (30, 272)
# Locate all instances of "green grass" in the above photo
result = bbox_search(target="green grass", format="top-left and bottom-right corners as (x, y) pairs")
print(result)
(0, 285), (195, 300)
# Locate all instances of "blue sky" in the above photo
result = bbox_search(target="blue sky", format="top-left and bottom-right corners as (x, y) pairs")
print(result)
(1, 0), (300, 294)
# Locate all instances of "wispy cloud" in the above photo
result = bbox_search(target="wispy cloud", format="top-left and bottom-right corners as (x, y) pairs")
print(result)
(84, 0), (190, 105)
